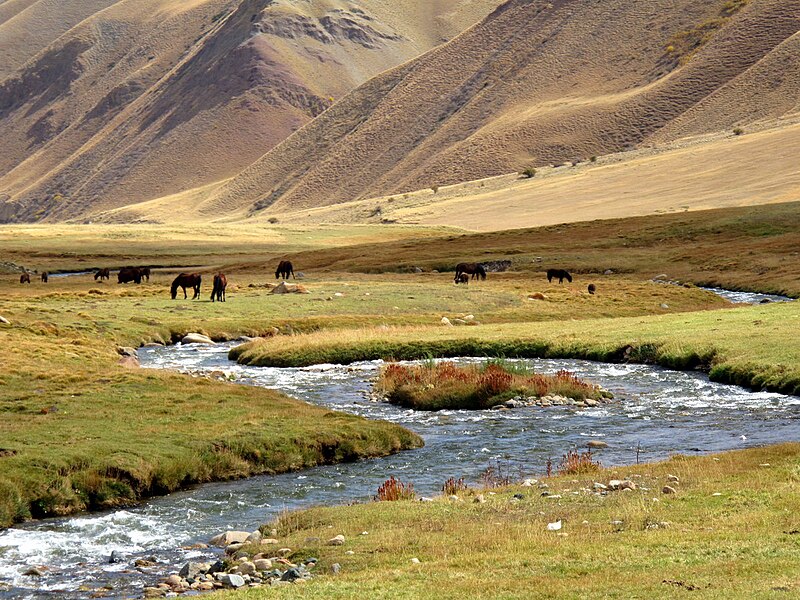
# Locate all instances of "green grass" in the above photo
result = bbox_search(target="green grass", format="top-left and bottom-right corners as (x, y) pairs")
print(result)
(215, 443), (800, 599)
(231, 301), (800, 395)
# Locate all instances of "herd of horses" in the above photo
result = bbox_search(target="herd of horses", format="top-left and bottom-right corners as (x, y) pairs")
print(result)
(16, 258), (589, 298)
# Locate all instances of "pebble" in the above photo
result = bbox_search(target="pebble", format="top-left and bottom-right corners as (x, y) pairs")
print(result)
(662, 485), (677, 494)
(474, 494), (486, 504)
(331, 563), (341, 574)
(410, 558), (421, 564)
(666, 474), (680, 483)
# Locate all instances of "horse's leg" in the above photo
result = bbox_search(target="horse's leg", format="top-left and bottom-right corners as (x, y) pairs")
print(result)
(183, 285), (188, 299)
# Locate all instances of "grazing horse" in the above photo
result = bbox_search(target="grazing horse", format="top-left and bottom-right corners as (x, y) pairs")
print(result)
(587, 283), (596, 295)
(275, 260), (295, 280)
(41, 272), (48, 283)
(211, 273), (227, 302)
(454, 262), (487, 281)
(454, 273), (470, 285)
(94, 268), (110, 281)
(20, 273), (30, 284)
(139, 267), (151, 282)
(118, 267), (142, 284)
(546, 269), (572, 284)
(171, 273), (202, 300)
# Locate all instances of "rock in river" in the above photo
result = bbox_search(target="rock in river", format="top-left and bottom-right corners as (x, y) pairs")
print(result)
(182, 333), (215, 345)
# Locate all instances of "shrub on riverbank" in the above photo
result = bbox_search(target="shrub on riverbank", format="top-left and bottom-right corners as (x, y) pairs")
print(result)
(373, 360), (607, 410)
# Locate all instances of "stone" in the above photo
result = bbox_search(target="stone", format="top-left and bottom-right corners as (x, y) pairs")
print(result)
(245, 530), (262, 545)
(620, 480), (637, 491)
(522, 478), (538, 487)
(108, 550), (123, 564)
(179, 562), (210, 580)
(182, 333), (215, 345)
(281, 568), (305, 582)
(463, 314), (475, 321)
(116, 346), (138, 357)
(413, 267), (424, 273)
(584, 399), (598, 407)
(218, 574), (246, 588)
(143, 588), (166, 598)
(528, 292), (547, 300)
(165, 575), (183, 588)
(238, 561), (257, 576)
(652, 274), (668, 281)
(604, 270), (614, 275)
(410, 558), (421, 564)
(441, 317), (453, 326)
(269, 282), (309, 294)
(207, 560), (225, 574)
(503, 399), (524, 408)
(23, 567), (44, 577)
(277, 548), (292, 556)
(666, 474), (680, 483)
(118, 355), (140, 368)
(587, 440), (608, 449)
(608, 480), (623, 490)
(253, 559), (273, 571)
(225, 543), (244, 555)
(660, 303), (669, 309)
(260, 538), (279, 545)
(662, 485), (677, 494)
(453, 318), (467, 325)
(593, 482), (608, 491)
(135, 559), (157, 568)
(295, 272), (305, 279)
(210, 531), (251, 547)
(331, 563), (341, 574)
(474, 494), (486, 504)
(0, 316), (10, 324)
(327, 535), (345, 546)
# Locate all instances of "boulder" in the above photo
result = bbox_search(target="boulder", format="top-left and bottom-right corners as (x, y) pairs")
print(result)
(116, 346), (138, 357)
(280, 567), (307, 582)
(179, 562), (210, 580)
(666, 474), (680, 483)
(218, 574), (246, 588)
(269, 282), (309, 294)
(587, 440), (608, 449)
(237, 561), (257, 576)
(253, 559), (273, 571)
(118, 355), (140, 369)
(209, 531), (250, 547)
(182, 333), (215, 345)
(441, 317), (453, 326)
(662, 485), (677, 494)
(245, 530), (262, 545)
(327, 535), (345, 546)
(22, 567), (44, 577)
(165, 575), (183, 588)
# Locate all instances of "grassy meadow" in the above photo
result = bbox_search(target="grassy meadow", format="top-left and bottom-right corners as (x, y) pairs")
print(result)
(217, 443), (800, 600)
(0, 204), (798, 554)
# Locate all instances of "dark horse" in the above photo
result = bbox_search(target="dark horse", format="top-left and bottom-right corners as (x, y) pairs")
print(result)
(454, 273), (470, 285)
(41, 272), (48, 283)
(139, 267), (151, 282)
(118, 267), (142, 284)
(211, 273), (227, 302)
(454, 262), (487, 281)
(94, 268), (110, 281)
(171, 273), (201, 300)
(275, 260), (295, 280)
(546, 269), (572, 284)
(20, 273), (30, 284)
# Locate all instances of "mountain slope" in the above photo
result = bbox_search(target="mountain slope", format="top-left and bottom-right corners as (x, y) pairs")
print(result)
(0, 0), (501, 222)
(201, 0), (800, 219)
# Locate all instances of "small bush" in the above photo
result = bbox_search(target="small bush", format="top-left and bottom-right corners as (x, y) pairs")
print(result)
(733, 127), (744, 136)
(375, 476), (416, 501)
(557, 450), (602, 475)
(590, 156), (597, 163)
(520, 167), (537, 179)
(479, 462), (517, 488)
(431, 186), (439, 194)
(267, 217), (279, 224)
(442, 477), (468, 496)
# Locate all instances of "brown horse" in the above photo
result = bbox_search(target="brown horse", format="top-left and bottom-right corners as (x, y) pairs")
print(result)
(20, 273), (30, 284)
(94, 268), (110, 281)
(454, 262), (487, 281)
(41, 272), (48, 283)
(171, 273), (201, 299)
(211, 273), (227, 302)
(118, 267), (142, 284)
(454, 273), (469, 285)
(546, 269), (572, 284)
(275, 260), (295, 280)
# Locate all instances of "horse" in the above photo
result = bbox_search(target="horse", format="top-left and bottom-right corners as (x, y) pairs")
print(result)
(546, 269), (572, 284)
(118, 267), (142, 284)
(20, 273), (30, 284)
(211, 273), (227, 302)
(171, 273), (201, 300)
(275, 260), (295, 280)
(94, 268), (110, 281)
(139, 267), (151, 282)
(454, 262), (487, 281)
(41, 272), (48, 283)
(454, 273), (470, 285)
(587, 283), (596, 295)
